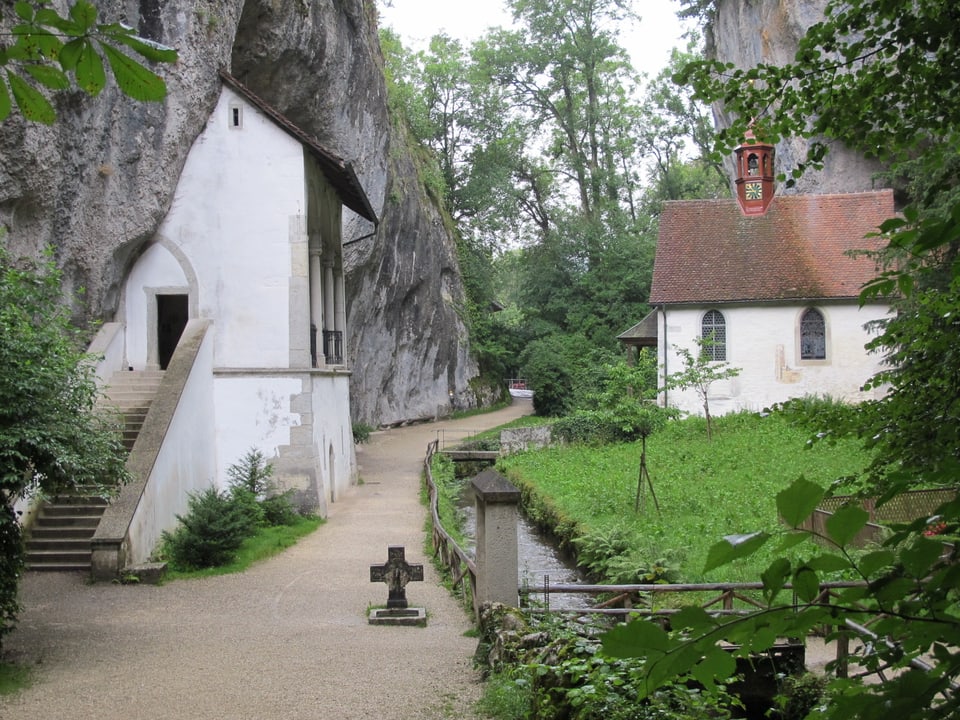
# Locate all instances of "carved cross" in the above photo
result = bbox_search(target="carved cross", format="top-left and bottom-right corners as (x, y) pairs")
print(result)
(369, 546), (424, 609)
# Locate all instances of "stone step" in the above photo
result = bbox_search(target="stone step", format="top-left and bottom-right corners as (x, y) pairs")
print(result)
(32, 515), (101, 530)
(26, 561), (92, 572)
(39, 503), (108, 518)
(26, 537), (94, 552)
(25, 497), (107, 572)
(29, 527), (97, 540)
(45, 494), (109, 506)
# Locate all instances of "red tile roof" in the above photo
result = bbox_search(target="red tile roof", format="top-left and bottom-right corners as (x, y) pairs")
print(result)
(649, 190), (894, 305)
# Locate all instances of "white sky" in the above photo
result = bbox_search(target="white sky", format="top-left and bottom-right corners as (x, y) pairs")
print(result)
(377, 0), (693, 77)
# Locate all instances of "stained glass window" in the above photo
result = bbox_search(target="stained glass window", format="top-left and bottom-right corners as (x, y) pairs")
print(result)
(800, 308), (826, 359)
(701, 310), (727, 361)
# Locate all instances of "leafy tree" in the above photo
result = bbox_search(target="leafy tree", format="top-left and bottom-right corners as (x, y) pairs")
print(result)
(638, 46), (728, 213)
(379, 6), (723, 382)
(0, 247), (129, 646)
(519, 333), (578, 417)
(665, 337), (741, 440)
(601, 3), (960, 718)
(0, 0), (174, 648)
(0, 0), (177, 124)
(552, 354), (673, 445)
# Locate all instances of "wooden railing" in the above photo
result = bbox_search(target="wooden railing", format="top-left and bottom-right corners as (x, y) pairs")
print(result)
(519, 579), (867, 617)
(424, 440), (480, 617)
(519, 578), (956, 683)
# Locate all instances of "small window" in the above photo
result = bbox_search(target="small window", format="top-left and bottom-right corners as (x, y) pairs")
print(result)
(229, 103), (243, 129)
(701, 309), (727, 361)
(800, 308), (826, 360)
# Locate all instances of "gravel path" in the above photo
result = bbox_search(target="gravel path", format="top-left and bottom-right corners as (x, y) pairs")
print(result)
(2, 400), (533, 720)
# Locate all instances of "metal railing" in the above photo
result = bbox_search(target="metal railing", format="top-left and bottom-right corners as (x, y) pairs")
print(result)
(323, 330), (343, 365)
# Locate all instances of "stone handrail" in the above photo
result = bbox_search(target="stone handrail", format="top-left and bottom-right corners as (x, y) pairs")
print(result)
(91, 320), (215, 579)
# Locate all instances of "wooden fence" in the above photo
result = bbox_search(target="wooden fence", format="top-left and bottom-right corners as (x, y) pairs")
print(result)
(798, 487), (956, 547)
(424, 439), (480, 617)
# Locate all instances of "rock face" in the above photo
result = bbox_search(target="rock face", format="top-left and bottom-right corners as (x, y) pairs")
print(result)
(709, 0), (886, 196)
(0, 0), (477, 426)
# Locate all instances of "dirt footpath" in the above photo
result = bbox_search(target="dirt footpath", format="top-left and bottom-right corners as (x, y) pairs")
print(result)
(2, 399), (533, 720)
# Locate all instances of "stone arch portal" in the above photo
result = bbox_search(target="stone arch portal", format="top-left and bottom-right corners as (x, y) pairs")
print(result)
(120, 238), (199, 370)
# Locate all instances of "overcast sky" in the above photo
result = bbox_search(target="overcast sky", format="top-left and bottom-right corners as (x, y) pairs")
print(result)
(377, 0), (693, 77)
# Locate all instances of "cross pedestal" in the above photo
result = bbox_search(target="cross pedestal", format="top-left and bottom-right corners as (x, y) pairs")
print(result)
(369, 546), (426, 625)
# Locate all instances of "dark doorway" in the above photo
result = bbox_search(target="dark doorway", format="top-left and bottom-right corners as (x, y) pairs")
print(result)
(157, 294), (188, 370)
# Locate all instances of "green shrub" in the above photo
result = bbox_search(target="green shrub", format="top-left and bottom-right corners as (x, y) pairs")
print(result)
(259, 492), (299, 526)
(226, 448), (299, 528)
(352, 421), (374, 444)
(491, 614), (740, 720)
(605, 550), (681, 585)
(553, 411), (611, 444)
(771, 673), (827, 720)
(0, 506), (22, 650)
(160, 488), (253, 570)
(572, 525), (634, 578)
(554, 406), (675, 446)
(229, 486), (266, 530)
(227, 448), (274, 496)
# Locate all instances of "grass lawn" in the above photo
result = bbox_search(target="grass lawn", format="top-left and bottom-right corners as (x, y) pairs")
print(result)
(498, 411), (871, 584)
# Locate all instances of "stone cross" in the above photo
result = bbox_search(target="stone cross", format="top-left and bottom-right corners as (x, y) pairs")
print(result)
(369, 546), (424, 609)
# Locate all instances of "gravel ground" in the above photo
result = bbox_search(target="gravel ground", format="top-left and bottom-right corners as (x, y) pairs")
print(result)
(2, 400), (533, 720)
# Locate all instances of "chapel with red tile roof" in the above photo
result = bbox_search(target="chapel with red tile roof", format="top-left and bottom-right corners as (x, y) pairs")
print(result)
(631, 136), (896, 417)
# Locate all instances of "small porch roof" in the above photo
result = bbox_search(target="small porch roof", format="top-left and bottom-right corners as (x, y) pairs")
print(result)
(617, 310), (658, 348)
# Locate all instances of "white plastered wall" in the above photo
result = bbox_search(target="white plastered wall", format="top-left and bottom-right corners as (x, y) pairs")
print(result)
(118, 84), (357, 512)
(157, 85), (306, 370)
(657, 302), (891, 416)
(311, 373), (357, 505)
(122, 242), (190, 369)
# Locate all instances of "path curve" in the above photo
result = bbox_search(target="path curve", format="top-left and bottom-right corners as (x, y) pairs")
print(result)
(2, 399), (533, 720)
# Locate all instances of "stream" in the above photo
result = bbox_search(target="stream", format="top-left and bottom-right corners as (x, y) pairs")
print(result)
(459, 482), (592, 611)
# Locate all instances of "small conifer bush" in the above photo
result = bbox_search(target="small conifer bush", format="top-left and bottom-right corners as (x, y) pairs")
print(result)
(160, 488), (252, 569)
(227, 448), (298, 527)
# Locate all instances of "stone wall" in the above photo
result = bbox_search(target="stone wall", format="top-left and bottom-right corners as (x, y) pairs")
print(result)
(500, 426), (554, 455)
(709, 0), (887, 196)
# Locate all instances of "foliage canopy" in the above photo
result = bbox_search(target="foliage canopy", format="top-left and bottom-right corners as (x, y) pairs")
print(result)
(0, 0), (177, 124)
(0, 247), (130, 647)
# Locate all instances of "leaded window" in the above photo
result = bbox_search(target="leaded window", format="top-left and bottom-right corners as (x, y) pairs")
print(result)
(800, 308), (826, 360)
(701, 310), (727, 361)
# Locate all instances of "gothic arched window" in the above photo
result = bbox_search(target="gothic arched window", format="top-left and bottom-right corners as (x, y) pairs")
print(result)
(800, 308), (826, 360)
(701, 310), (727, 361)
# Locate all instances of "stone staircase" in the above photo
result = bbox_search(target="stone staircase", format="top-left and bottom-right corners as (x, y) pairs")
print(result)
(24, 370), (164, 572)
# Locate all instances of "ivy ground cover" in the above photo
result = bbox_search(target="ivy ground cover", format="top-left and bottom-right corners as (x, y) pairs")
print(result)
(498, 411), (871, 584)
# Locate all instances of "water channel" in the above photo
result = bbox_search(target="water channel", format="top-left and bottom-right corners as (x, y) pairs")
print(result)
(458, 481), (592, 611)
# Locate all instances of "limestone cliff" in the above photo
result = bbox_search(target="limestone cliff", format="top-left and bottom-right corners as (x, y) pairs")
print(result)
(0, 0), (477, 426)
(708, 0), (886, 195)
